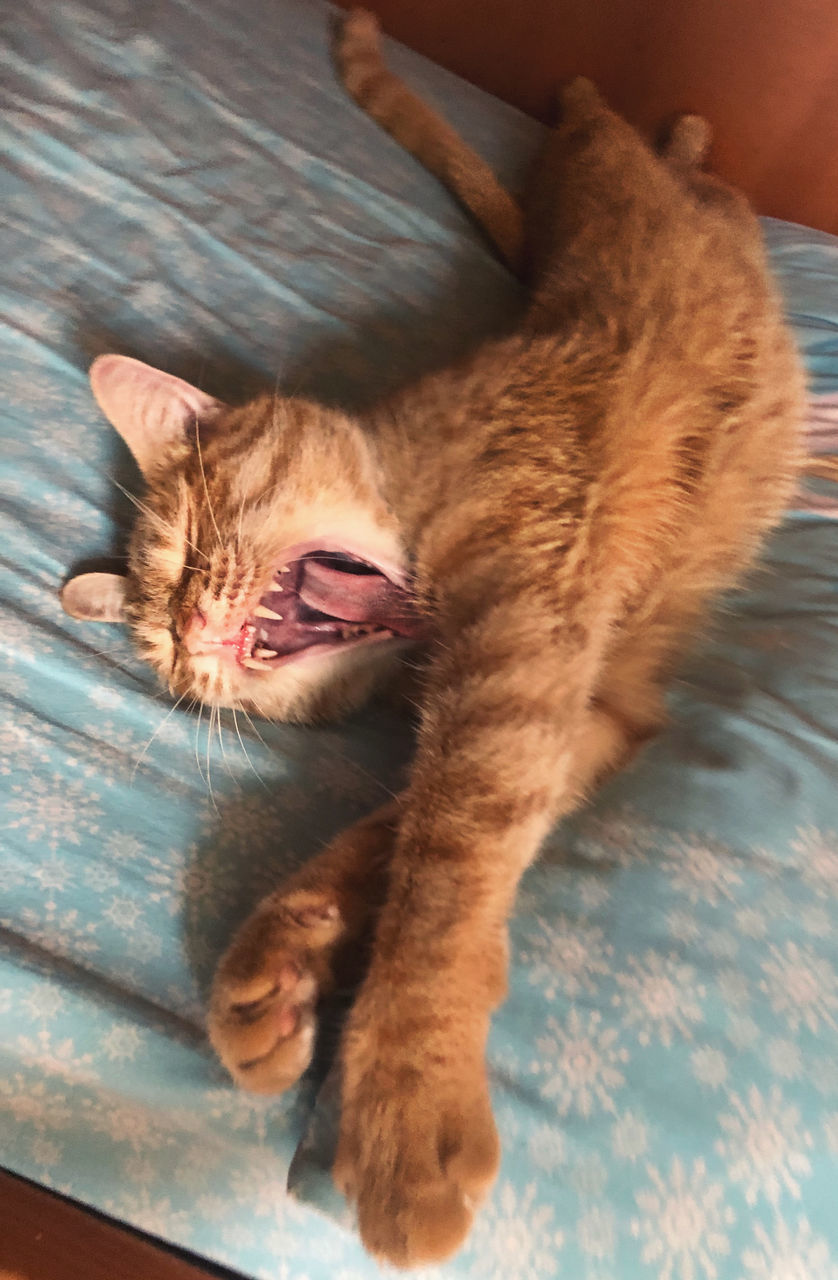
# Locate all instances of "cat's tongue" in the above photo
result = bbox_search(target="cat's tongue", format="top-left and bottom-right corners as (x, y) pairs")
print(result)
(297, 557), (422, 636)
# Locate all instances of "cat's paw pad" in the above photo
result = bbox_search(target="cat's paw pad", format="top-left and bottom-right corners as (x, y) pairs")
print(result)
(208, 891), (343, 1094)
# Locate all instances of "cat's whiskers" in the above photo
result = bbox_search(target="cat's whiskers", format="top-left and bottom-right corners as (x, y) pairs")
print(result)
(132, 689), (190, 780)
(111, 477), (179, 537)
(240, 690), (269, 724)
(213, 702), (235, 779)
(239, 701), (273, 751)
(205, 702), (219, 811)
(185, 539), (210, 563)
(182, 503), (210, 564)
(231, 704), (268, 789)
(111, 475), (210, 564)
(236, 492), (246, 552)
(271, 366), (283, 439)
(347, 757), (399, 803)
(81, 642), (133, 660)
(194, 700), (209, 793)
(194, 418), (223, 552)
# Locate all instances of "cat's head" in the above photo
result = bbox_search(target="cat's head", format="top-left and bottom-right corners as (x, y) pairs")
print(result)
(62, 356), (422, 722)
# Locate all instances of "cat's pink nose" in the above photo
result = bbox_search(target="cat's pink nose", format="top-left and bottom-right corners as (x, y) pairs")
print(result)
(182, 606), (246, 658)
(182, 608), (208, 655)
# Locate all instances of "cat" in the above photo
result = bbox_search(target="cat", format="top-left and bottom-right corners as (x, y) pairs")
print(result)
(61, 9), (805, 1268)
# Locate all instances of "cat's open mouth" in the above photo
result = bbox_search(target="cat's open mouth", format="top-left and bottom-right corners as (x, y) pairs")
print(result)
(237, 550), (425, 670)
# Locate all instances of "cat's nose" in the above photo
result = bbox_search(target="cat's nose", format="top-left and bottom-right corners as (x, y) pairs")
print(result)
(182, 606), (245, 657)
(182, 608), (208, 655)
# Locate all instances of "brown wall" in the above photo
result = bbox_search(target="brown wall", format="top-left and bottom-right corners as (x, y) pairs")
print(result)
(338, 0), (838, 235)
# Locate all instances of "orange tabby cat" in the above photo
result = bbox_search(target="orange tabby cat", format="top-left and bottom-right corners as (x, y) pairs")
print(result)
(62, 10), (805, 1267)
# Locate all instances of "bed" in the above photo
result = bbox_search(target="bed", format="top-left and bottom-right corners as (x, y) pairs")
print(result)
(2, 0), (838, 1276)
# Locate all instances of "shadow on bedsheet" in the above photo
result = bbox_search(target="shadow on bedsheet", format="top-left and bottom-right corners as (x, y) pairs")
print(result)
(68, 224), (525, 420)
(179, 706), (414, 999)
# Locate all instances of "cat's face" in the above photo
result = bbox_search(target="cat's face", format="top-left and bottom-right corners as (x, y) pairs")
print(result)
(62, 356), (422, 722)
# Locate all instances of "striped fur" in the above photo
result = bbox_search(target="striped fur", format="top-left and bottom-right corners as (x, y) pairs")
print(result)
(73, 21), (806, 1268)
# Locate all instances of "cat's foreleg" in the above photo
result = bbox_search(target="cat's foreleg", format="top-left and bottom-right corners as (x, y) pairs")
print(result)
(208, 799), (399, 1093)
(332, 611), (622, 1266)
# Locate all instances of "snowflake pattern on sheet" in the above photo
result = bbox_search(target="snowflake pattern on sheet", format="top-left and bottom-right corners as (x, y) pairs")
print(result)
(520, 913), (614, 1000)
(463, 1181), (565, 1280)
(7, 774), (103, 852)
(715, 1085), (813, 1207)
(612, 950), (706, 1047)
(759, 942), (838, 1033)
(531, 1008), (630, 1117)
(792, 826), (838, 897)
(660, 835), (746, 906)
(631, 1157), (735, 1280)
(741, 1217), (838, 1280)
(3, 2), (838, 1278)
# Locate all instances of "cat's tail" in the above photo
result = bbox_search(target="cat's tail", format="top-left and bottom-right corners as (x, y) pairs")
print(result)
(337, 9), (525, 274)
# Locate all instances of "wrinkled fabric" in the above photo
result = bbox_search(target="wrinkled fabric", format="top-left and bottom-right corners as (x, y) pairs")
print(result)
(2, 1), (838, 1277)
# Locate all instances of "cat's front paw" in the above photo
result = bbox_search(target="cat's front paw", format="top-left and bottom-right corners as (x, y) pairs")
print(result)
(333, 991), (500, 1267)
(208, 890), (346, 1094)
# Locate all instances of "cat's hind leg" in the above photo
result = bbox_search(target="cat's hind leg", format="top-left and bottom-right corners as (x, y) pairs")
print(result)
(659, 113), (756, 228)
(659, 113), (712, 171)
(579, 605), (709, 804)
(522, 76), (693, 324)
(208, 801), (398, 1093)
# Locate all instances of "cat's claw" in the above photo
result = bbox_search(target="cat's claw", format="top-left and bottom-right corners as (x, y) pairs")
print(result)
(208, 890), (345, 1094)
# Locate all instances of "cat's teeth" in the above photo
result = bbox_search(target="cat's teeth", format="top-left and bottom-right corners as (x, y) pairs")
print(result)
(241, 656), (268, 670)
(254, 605), (283, 621)
(256, 648), (278, 659)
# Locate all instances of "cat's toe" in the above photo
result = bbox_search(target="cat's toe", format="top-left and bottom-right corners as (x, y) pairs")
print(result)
(335, 1047), (499, 1266)
(208, 888), (348, 1094)
(338, 1095), (499, 1266)
(209, 956), (319, 1093)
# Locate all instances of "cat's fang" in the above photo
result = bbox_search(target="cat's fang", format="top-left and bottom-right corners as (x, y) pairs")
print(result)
(254, 605), (283, 621)
(234, 624), (257, 664)
(241, 656), (268, 671)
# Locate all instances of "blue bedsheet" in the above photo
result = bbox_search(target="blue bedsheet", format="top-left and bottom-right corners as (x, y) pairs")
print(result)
(2, 1), (838, 1276)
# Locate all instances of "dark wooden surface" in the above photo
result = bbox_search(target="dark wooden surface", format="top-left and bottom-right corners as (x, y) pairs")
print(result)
(0, 1170), (240, 1280)
(337, 0), (838, 235)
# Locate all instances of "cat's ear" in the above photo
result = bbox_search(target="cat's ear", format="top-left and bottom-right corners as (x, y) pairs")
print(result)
(60, 572), (127, 623)
(90, 354), (224, 476)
